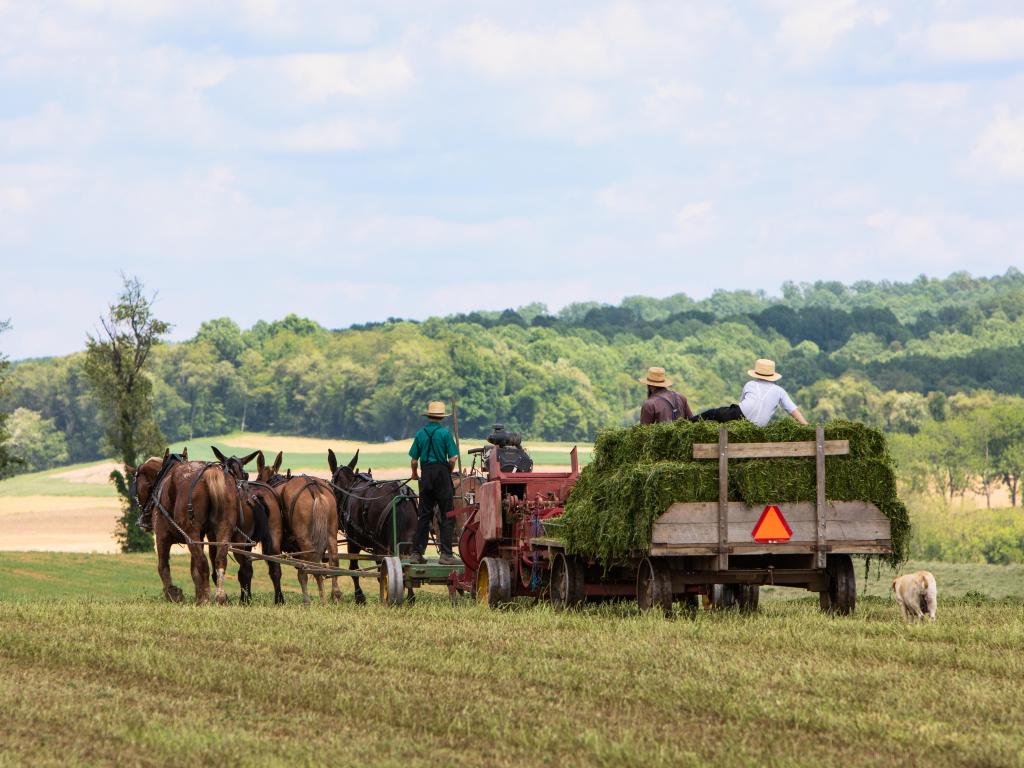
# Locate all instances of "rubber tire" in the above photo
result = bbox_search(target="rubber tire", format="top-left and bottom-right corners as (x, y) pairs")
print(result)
(378, 556), (404, 607)
(636, 557), (673, 616)
(733, 584), (760, 613)
(477, 557), (512, 608)
(549, 552), (586, 611)
(708, 584), (736, 610)
(819, 553), (856, 616)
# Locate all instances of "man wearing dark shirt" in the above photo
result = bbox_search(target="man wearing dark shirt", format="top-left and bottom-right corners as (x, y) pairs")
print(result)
(409, 400), (461, 565)
(639, 367), (694, 424)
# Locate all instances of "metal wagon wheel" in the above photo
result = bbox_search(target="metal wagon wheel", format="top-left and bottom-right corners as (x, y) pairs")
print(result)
(378, 556), (404, 607)
(549, 552), (585, 611)
(734, 584), (760, 613)
(476, 557), (512, 609)
(819, 553), (856, 616)
(636, 557), (673, 616)
(707, 584), (736, 610)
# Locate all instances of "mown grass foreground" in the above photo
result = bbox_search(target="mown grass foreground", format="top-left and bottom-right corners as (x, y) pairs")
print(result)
(1, 555), (1022, 767)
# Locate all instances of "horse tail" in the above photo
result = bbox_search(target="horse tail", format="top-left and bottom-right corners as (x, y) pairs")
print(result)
(309, 488), (333, 559)
(205, 467), (228, 519)
(251, 495), (272, 553)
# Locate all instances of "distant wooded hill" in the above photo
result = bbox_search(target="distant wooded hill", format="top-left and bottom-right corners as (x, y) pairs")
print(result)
(4, 269), (1024, 469)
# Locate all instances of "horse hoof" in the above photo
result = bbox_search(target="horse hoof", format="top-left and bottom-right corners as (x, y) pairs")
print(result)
(215, 593), (228, 606)
(275, 594), (286, 605)
(330, 591), (343, 604)
(354, 592), (367, 605)
(164, 586), (184, 603)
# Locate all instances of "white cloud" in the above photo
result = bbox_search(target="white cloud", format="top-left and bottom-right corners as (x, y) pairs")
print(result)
(441, 5), (728, 82)
(767, 0), (890, 66)
(642, 81), (704, 129)
(925, 17), (1024, 62)
(865, 209), (1024, 271)
(441, 15), (623, 81)
(971, 109), (1024, 181)
(275, 52), (413, 100)
(272, 118), (398, 152)
(0, 103), (102, 152)
(659, 201), (715, 246)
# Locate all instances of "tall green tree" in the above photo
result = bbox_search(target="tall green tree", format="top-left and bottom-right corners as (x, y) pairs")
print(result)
(0, 319), (23, 479)
(991, 404), (1024, 506)
(83, 276), (171, 551)
(6, 408), (69, 472)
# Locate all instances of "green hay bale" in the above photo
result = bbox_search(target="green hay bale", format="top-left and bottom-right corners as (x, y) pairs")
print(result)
(562, 420), (908, 568)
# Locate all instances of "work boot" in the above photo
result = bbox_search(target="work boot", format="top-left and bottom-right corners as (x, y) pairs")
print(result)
(438, 553), (461, 566)
(408, 552), (427, 565)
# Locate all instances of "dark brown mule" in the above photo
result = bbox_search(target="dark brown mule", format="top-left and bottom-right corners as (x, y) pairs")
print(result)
(256, 451), (341, 607)
(211, 447), (286, 605)
(129, 450), (239, 605)
(328, 449), (418, 604)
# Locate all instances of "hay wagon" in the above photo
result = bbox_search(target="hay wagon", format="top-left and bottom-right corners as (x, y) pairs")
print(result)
(461, 426), (893, 615)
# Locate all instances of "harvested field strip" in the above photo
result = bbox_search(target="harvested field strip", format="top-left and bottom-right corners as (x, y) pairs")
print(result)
(3, 552), (1023, 602)
(0, 560), (1021, 767)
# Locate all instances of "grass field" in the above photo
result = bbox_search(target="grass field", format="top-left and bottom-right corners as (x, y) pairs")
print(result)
(1, 553), (1022, 767)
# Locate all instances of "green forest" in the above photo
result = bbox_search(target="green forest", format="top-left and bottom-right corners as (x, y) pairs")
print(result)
(3, 269), (1024, 513)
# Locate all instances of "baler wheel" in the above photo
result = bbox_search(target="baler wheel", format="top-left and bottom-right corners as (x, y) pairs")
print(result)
(819, 553), (856, 616)
(636, 557), (673, 616)
(378, 556), (404, 607)
(476, 557), (512, 608)
(549, 552), (585, 611)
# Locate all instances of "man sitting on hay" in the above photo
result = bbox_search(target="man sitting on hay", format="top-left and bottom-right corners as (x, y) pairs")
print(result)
(692, 358), (809, 425)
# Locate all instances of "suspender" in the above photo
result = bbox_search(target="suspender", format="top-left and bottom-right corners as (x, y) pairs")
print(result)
(421, 425), (447, 465)
(655, 392), (682, 420)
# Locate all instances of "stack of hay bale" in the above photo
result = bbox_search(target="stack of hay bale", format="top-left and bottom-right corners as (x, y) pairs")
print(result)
(560, 419), (909, 568)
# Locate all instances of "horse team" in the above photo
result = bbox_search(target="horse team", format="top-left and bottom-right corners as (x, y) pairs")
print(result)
(129, 447), (421, 606)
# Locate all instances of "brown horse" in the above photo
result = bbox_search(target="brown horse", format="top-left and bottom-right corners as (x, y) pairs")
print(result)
(212, 447), (286, 605)
(129, 450), (239, 605)
(328, 449), (418, 604)
(256, 451), (342, 607)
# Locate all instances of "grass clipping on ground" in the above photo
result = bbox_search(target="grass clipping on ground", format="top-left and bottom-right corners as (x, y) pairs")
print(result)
(559, 419), (909, 568)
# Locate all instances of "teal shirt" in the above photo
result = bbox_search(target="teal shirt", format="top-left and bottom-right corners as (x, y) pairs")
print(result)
(408, 423), (458, 465)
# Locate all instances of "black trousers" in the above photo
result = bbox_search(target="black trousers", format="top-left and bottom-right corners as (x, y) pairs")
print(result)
(415, 463), (455, 556)
(692, 404), (746, 423)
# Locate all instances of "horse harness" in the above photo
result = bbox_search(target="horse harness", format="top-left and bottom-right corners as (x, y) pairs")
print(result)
(267, 473), (335, 524)
(136, 453), (186, 527)
(332, 472), (416, 552)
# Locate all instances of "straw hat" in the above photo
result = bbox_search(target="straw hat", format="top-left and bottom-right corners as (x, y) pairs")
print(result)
(638, 366), (673, 388)
(748, 358), (782, 382)
(422, 400), (451, 419)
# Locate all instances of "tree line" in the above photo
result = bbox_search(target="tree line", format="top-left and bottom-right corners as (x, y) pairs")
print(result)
(2, 269), (1023, 508)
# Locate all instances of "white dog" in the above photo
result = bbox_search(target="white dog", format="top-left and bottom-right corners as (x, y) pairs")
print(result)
(892, 571), (937, 623)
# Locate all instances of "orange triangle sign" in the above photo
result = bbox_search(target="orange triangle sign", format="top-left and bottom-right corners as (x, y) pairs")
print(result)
(752, 505), (792, 543)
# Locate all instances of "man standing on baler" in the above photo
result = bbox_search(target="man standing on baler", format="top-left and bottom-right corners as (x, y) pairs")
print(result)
(408, 401), (462, 566)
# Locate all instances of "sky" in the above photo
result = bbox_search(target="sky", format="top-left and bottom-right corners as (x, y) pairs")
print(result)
(1, 1), (1023, 359)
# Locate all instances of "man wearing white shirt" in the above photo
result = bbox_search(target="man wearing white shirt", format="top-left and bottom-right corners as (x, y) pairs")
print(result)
(693, 358), (809, 426)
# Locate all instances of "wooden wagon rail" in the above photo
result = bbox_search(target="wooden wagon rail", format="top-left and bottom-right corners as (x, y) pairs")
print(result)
(690, 426), (850, 569)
